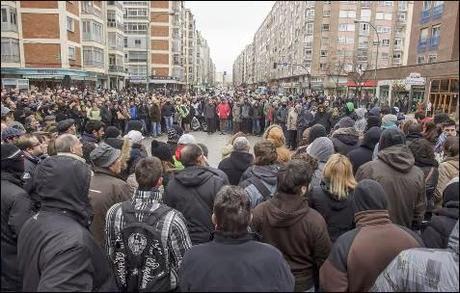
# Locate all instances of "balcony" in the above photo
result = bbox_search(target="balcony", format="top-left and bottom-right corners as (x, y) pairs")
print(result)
(430, 35), (440, 50)
(109, 65), (125, 73)
(432, 4), (444, 20)
(420, 9), (430, 24)
(108, 1), (123, 10)
(82, 5), (103, 18)
(107, 20), (124, 30)
(417, 40), (428, 53)
(1, 22), (18, 33)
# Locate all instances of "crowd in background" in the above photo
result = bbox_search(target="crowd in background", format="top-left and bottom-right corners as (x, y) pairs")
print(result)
(1, 85), (459, 292)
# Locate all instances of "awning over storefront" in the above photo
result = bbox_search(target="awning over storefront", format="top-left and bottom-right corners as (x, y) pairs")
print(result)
(346, 80), (377, 87)
(1, 67), (91, 78)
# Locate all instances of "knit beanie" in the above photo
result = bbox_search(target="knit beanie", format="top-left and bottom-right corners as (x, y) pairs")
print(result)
(90, 143), (121, 168)
(307, 124), (327, 144)
(381, 114), (398, 129)
(307, 137), (334, 162)
(366, 115), (382, 130)
(335, 116), (355, 129)
(1, 143), (24, 173)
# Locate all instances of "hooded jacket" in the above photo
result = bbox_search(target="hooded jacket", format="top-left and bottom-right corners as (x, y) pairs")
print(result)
(356, 144), (426, 229)
(331, 127), (360, 155)
(309, 183), (355, 242)
(319, 179), (423, 292)
(164, 166), (229, 245)
(239, 164), (279, 208)
(347, 126), (382, 174)
(148, 102), (161, 122)
(218, 151), (254, 185)
(1, 170), (33, 291)
(435, 156), (459, 209)
(263, 125), (291, 163)
(17, 155), (116, 292)
(307, 137), (335, 189)
(88, 167), (132, 247)
(422, 180), (459, 249)
(372, 221), (459, 292)
(252, 191), (331, 290)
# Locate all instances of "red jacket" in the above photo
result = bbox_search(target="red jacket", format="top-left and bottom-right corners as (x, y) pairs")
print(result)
(216, 103), (231, 120)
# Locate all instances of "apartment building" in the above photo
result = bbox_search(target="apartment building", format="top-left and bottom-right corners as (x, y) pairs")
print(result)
(233, 1), (414, 96)
(1, 1), (214, 90)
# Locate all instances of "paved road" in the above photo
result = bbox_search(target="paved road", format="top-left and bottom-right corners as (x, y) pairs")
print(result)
(143, 131), (263, 168)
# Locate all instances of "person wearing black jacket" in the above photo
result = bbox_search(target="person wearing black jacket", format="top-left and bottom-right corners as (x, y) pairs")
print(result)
(1, 144), (33, 292)
(347, 126), (382, 174)
(165, 144), (229, 245)
(179, 186), (294, 292)
(17, 153), (116, 292)
(218, 137), (254, 185)
(422, 180), (459, 248)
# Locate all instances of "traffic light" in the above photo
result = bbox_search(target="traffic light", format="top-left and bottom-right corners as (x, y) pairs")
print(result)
(273, 62), (277, 69)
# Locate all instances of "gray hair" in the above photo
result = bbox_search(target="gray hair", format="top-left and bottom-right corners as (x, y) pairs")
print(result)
(233, 136), (250, 152)
(54, 134), (79, 153)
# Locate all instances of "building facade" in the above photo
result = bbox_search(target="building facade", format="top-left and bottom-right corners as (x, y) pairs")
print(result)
(233, 1), (414, 96)
(1, 0), (214, 90)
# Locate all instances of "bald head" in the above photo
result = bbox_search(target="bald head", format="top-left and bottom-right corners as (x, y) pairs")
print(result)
(54, 134), (80, 154)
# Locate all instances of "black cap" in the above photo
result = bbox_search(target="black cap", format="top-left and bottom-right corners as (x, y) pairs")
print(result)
(57, 118), (75, 134)
(1, 143), (22, 161)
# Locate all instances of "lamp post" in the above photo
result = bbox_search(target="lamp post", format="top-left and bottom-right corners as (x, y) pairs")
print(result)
(147, 11), (177, 92)
(354, 19), (380, 101)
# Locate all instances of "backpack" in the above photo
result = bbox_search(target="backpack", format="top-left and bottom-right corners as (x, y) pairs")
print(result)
(244, 175), (272, 202)
(112, 201), (172, 292)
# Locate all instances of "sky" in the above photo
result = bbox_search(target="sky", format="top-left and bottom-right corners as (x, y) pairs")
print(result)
(184, 1), (275, 75)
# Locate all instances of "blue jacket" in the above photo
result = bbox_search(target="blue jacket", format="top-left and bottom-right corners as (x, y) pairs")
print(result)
(129, 106), (138, 120)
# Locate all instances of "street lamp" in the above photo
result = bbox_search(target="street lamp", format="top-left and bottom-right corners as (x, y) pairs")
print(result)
(147, 11), (178, 92)
(354, 19), (380, 100)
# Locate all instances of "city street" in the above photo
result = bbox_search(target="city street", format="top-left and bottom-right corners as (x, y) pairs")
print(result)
(143, 131), (262, 168)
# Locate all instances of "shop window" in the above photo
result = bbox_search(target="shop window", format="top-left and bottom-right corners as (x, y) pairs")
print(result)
(428, 54), (437, 63)
(440, 79), (449, 91)
(431, 80), (440, 92)
(417, 55), (425, 64)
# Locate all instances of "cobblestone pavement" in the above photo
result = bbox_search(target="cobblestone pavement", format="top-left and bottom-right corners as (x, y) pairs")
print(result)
(143, 131), (263, 168)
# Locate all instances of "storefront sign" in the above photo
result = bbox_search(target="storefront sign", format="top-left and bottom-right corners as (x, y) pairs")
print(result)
(150, 75), (178, 81)
(405, 72), (426, 86)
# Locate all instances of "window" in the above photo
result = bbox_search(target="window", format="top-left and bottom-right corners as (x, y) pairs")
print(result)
(428, 54), (437, 63)
(422, 1), (431, 11)
(377, 26), (391, 33)
(128, 65), (147, 76)
(433, 1), (444, 7)
(124, 37), (127, 48)
(417, 55), (425, 64)
(1, 38), (20, 62)
(384, 1), (393, 6)
(1, 6), (17, 31)
(339, 10), (356, 18)
(306, 22), (314, 34)
(382, 39), (390, 46)
(394, 38), (403, 47)
(305, 49), (312, 60)
(392, 52), (401, 59)
(360, 9), (371, 21)
(320, 50), (328, 57)
(323, 10), (331, 17)
(9, 9), (16, 25)
(128, 51), (147, 62)
(431, 25), (441, 37)
(338, 23), (355, 31)
(420, 27), (429, 42)
(322, 24), (329, 32)
(134, 39), (141, 47)
(319, 63), (327, 71)
(82, 20), (103, 43)
(381, 52), (389, 59)
(1, 8), (7, 23)
(124, 7), (148, 19)
(124, 22), (147, 34)
(67, 17), (74, 32)
(337, 36), (354, 44)
(83, 46), (104, 67)
(358, 36), (368, 48)
(359, 22), (369, 34)
(306, 9), (315, 18)
(384, 13), (392, 20)
(68, 46), (76, 60)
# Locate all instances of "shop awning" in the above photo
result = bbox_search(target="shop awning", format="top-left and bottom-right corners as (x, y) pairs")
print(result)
(346, 80), (377, 87)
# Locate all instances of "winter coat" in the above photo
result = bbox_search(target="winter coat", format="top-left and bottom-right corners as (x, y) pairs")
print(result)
(165, 166), (229, 245)
(218, 151), (254, 185)
(203, 103), (216, 119)
(239, 164), (279, 208)
(162, 103), (175, 117)
(149, 103), (161, 122)
(232, 104), (241, 122)
(309, 183), (355, 242)
(275, 106), (288, 124)
(22, 152), (40, 182)
(100, 106), (112, 125)
(313, 111), (332, 133)
(356, 145), (426, 229)
(138, 104), (149, 119)
(320, 180), (424, 292)
(88, 167), (132, 247)
(252, 191), (331, 291)
(179, 232), (295, 292)
(80, 132), (98, 163)
(372, 222), (459, 292)
(263, 125), (291, 163)
(287, 108), (298, 131)
(17, 155), (116, 292)
(216, 102), (231, 120)
(331, 127), (360, 155)
(435, 156), (459, 208)
(253, 104), (263, 119)
(347, 126), (382, 174)
(310, 161), (326, 189)
(1, 170), (33, 291)
(241, 103), (251, 119)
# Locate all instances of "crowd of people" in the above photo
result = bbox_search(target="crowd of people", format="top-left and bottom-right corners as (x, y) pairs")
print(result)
(1, 85), (459, 292)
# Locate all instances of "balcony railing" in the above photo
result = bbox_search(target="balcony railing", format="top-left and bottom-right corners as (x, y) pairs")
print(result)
(1, 54), (20, 63)
(82, 5), (102, 18)
(107, 20), (124, 30)
(1, 22), (18, 32)
(432, 4), (444, 20)
(417, 40), (428, 53)
(420, 9), (430, 24)
(109, 65), (125, 73)
(107, 1), (123, 10)
(430, 35), (440, 49)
